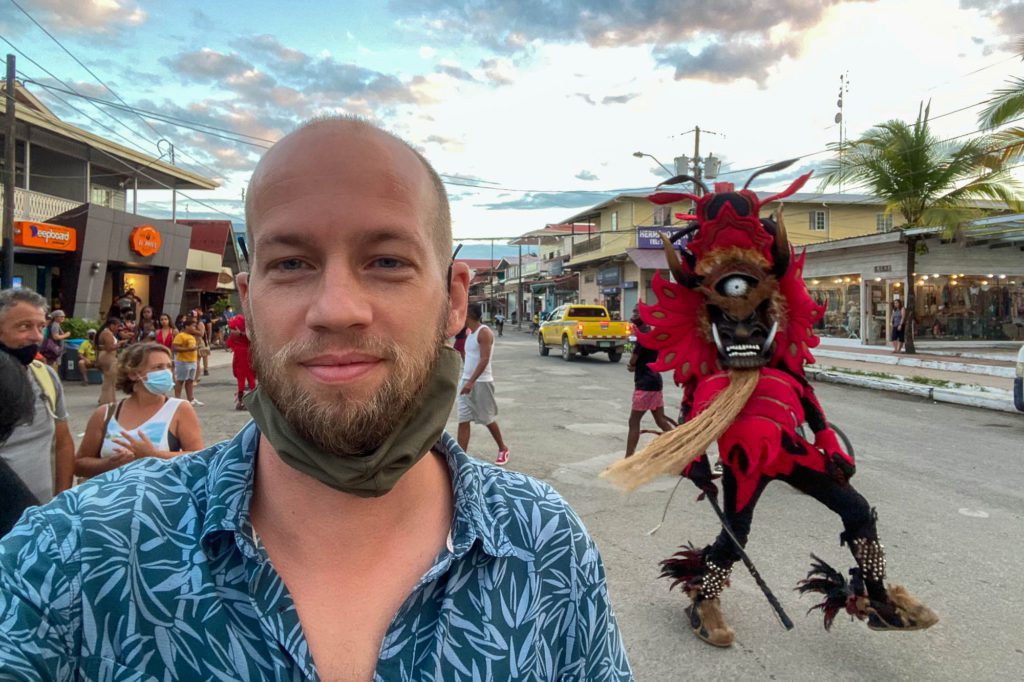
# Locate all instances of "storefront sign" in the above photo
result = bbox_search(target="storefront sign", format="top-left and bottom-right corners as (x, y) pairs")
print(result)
(874, 265), (892, 273)
(13, 221), (77, 252)
(598, 265), (621, 286)
(636, 226), (690, 249)
(130, 225), (162, 257)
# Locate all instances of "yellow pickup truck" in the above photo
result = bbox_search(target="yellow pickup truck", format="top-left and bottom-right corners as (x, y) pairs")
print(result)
(537, 304), (632, 362)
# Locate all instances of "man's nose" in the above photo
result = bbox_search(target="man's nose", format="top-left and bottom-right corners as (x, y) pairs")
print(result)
(29, 326), (44, 343)
(305, 264), (374, 331)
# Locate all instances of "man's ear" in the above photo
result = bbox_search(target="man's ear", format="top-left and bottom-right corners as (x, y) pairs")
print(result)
(237, 272), (250, 309)
(446, 262), (470, 337)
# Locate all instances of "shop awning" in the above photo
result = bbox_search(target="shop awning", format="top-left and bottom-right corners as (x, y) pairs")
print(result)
(217, 267), (236, 290)
(626, 248), (670, 271)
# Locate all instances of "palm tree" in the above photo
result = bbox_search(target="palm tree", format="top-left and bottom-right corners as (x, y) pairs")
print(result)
(978, 42), (1024, 163)
(820, 102), (1020, 353)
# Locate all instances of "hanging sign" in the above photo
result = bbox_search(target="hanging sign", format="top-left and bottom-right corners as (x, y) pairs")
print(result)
(130, 225), (162, 257)
(13, 221), (77, 251)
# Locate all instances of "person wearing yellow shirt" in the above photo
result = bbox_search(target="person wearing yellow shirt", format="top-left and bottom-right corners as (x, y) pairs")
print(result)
(171, 317), (201, 405)
(77, 329), (98, 387)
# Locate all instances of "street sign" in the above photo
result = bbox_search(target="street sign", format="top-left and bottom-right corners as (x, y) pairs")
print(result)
(636, 226), (689, 249)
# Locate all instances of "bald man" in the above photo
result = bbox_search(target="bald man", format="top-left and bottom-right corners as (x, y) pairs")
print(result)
(0, 118), (632, 681)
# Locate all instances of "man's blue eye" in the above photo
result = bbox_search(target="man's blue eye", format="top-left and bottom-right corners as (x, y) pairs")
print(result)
(275, 259), (307, 271)
(374, 258), (402, 269)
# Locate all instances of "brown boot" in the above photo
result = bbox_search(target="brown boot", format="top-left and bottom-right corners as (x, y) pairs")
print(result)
(686, 597), (735, 647)
(866, 585), (939, 632)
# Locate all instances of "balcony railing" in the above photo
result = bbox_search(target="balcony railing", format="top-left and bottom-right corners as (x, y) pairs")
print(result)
(0, 188), (84, 224)
(572, 235), (602, 256)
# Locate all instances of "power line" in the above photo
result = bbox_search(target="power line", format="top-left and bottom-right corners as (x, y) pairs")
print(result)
(9, 0), (164, 143)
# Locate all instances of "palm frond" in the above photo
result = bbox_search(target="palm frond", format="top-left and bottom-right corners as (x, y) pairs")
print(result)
(978, 76), (1024, 129)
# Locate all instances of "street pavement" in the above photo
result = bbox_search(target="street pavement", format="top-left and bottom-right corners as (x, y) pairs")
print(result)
(59, 333), (1024, 681)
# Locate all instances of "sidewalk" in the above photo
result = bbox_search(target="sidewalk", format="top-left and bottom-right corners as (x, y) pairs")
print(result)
(812, 339), (1019, 414)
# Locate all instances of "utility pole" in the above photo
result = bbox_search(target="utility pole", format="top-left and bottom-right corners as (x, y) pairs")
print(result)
(836, 72), (849, 193)
(692, 125), (701, 196)
(675, 125), (723, 206)
(517, 242), (523, 331)
(2, 54), (16, 289)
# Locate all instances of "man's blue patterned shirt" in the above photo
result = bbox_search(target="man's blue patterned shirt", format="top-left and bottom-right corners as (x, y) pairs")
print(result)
(0, 423), (631, 680)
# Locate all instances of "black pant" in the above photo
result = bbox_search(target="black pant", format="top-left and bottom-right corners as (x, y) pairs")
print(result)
(707, 463), (883, 596)
(0, 459), (39, 538)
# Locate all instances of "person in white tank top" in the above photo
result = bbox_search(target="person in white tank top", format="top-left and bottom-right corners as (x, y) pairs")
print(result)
(457, 304), (510, 465)
(75, 342), (205, 480)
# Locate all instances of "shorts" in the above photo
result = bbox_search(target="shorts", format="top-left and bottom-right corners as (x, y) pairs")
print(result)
(197, 339), (210, 357)
(891, 327), (904, 342)
(174, 361), (197, 382)
(632, 389), (664, 412)
(457, 381), (498, 425)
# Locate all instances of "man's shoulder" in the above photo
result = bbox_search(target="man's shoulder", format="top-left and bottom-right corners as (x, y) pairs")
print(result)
(18, 441), (233, 547)
(449, 447), (592, 558)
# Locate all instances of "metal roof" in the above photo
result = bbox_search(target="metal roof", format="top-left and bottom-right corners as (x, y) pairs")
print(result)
(2, 83), (218, 191)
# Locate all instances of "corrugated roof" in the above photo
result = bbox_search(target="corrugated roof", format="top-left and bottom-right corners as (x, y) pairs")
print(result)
(2, 83), (218, 191)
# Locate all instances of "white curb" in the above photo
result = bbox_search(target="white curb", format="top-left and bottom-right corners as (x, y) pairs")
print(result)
(806, 367), (1019, 414)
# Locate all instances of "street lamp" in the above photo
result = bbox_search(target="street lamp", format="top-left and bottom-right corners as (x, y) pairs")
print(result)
(632, 151), (673, 176)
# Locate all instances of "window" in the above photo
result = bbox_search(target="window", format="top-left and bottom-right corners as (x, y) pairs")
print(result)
(610, 211), (619, 232)
(584, 273), (595, 283)
(809, 210), (828, 232)
(653, 206), (672, 226)
(876, 213), (894, 232)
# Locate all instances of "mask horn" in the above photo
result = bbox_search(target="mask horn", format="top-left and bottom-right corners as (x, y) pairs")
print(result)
(742, 158), (799, 190)
(660, 233), (700, 288)
(771, 205), (791, 277)
(660, 174), (711, 195)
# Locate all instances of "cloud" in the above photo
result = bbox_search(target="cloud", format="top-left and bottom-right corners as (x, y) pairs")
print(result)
(601, 93), (639, 105)
(231, 35), (308, 66)
(479, 57), (515, 85)
(960, 0), (1024, 41)
(390, 0), (870, 82)
(422, 134), (464, 151)
(436, 64), (477, 81)
(11, 0), (146, 37)
(654, 38), (801, 87)
(575, 170), (599, 181)
(479, 190), (615, 211)
(574, 93), (596, 105)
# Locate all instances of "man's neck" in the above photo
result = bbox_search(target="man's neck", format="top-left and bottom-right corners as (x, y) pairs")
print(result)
(466, 320), (481, 331)
(250, 435), (454, 563)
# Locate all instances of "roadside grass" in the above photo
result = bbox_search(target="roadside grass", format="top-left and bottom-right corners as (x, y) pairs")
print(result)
(818, 366), (989, 393)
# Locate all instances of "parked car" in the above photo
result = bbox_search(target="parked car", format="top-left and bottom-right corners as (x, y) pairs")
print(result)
(537, 304), (631, 362)
(1014, 343), (1023, 412)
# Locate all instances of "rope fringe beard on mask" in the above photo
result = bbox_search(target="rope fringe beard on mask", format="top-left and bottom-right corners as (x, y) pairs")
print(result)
(600, 369), (759, 491)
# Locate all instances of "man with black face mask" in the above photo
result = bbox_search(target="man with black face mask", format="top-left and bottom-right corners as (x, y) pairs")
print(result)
(0, 288), (75, 507)
(0, 119), (631, 681)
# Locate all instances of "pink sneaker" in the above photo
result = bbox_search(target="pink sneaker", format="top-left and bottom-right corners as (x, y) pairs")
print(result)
(496, 448), (510, 466)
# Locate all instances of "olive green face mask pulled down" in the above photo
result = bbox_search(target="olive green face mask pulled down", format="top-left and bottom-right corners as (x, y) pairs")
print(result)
(244, 346), (462, 497)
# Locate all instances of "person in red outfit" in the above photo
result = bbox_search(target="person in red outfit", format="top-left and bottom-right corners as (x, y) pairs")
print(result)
(226, 314), (256, 410)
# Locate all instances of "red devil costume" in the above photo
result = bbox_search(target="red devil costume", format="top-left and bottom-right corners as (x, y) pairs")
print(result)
(226, 314), (256, 410)
(602, 161), (937, 647)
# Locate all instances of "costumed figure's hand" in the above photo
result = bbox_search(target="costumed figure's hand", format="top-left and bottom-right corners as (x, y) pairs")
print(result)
(682, 455), (720, 500)
(815, 428), (855, 484)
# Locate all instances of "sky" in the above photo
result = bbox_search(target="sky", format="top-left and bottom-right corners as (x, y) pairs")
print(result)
(1, 0), (1022, 247)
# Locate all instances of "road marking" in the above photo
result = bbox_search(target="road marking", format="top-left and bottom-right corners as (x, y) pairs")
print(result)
(957, 508), (990, 518)
(563, 423), (628, 435)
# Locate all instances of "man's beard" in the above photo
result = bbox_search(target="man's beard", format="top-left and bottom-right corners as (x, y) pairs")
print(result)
(248, 304), (450, 456)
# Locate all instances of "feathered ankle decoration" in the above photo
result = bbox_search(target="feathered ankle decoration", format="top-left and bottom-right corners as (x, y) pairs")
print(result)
(660, 543), (708, 595)
(796, 555), (939, 632)
(795, 554), (866, 630)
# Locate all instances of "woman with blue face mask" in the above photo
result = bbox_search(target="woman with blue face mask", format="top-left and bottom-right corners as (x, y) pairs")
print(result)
(75, 343), (204, 479)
